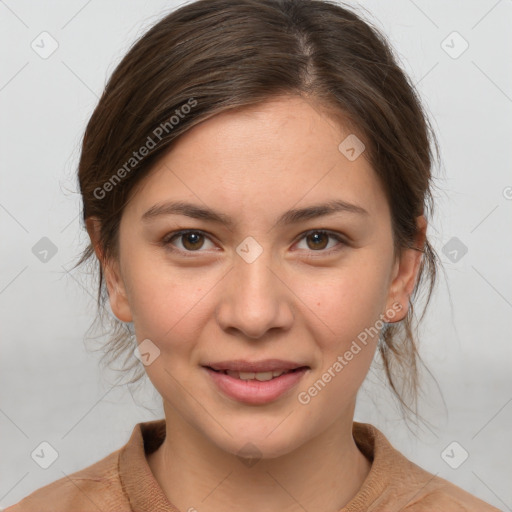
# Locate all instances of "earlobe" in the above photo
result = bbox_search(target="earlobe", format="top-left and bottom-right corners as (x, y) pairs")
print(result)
(85, 217), (133, 323)
(384, 215), (427, 322)
(104, 263), (133, 324)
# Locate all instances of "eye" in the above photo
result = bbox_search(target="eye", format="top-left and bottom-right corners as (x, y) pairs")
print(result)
(162, 230), (216, 255)
(294, 230), (346, 256)
(161, 229), (346, 257)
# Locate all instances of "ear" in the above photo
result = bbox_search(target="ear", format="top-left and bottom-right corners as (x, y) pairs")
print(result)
(85, 217), (133, 323)
(384, 215), (427, 323)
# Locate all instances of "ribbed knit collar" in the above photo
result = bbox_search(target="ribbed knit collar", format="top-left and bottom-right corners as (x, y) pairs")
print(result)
(119, 418), (405, 512)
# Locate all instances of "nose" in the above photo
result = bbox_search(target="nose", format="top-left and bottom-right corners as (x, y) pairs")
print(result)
(214, 249), (294, 340)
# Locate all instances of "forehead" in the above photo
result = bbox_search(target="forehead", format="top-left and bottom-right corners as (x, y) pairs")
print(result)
(125, 95), (388, 224)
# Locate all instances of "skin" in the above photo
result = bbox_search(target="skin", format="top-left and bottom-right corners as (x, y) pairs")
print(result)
(87, 95), (426, 512)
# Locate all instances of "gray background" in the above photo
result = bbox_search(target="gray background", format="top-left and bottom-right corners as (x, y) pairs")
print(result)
(1, 0), (511, 509)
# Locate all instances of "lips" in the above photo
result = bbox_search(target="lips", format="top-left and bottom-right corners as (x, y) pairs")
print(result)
(204, 359), (308, 373)
(209, 368), (303, 381)
(203, 362), (310, 404)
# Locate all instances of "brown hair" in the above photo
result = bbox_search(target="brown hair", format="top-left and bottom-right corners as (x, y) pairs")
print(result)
(75, 0), (441, 423)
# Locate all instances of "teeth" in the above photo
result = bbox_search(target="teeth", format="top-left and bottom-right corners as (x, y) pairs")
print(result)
(225, 370), (290, 381)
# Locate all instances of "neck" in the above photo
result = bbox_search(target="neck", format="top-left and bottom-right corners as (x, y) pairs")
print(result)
(147, 401), (371, 512)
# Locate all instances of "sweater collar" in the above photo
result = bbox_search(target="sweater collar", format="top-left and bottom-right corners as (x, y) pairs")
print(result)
(119, 419), (178, 511)
(119, 419), (398, 512)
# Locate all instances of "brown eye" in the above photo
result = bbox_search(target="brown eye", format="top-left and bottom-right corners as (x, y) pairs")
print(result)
(163, 230), (215, 254)
(305, 231), (329, 250)
(294, 230), (346, 256)
(162, 229), (345, 258)
(181, 232), (205, 251)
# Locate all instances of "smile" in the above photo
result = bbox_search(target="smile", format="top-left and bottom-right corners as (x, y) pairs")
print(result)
(209, 368), (302, 381)
(202, 362), (310, 405)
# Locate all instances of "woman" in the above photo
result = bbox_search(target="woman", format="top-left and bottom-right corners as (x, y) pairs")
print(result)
(7, 0), (500, 510)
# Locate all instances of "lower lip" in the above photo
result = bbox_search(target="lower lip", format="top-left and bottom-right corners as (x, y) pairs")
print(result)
(203, 367), (309, 405)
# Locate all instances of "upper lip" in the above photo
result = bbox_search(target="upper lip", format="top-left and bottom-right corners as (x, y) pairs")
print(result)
(203, 359), (309, 373)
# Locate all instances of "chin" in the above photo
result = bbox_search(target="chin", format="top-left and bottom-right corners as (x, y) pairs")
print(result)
(208, 421), (306, 461)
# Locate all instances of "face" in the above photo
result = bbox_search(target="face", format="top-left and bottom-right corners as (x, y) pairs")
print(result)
(89, 95), (424, 458)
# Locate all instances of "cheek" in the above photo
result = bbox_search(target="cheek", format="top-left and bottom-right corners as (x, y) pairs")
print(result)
(124, 257), (218, 351)
(294, 254), (393, 349)
(294, 260), (391, 411)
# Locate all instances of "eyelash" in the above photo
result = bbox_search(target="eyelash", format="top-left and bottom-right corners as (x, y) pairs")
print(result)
(161, 229), (347, 259)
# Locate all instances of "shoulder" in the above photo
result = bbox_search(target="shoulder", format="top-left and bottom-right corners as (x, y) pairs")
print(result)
(3, 447), (129, 512)
(398, 473), (503, 512)
(351, 422), (502, 512)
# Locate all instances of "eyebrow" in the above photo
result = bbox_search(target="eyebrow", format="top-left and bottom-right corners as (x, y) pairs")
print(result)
(141, 199), (368, 228)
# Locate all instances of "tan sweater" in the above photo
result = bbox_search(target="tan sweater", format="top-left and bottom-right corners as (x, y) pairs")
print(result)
(5, 419), (500, 511)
